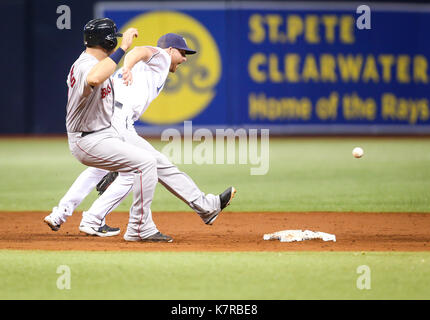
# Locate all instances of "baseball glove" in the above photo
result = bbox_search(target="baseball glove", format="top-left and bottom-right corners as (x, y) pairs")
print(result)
(96, 172), (119, 195)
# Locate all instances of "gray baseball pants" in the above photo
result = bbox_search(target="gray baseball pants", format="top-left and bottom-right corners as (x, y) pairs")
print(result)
(68, 127), (159, 239)
(68, 114), (220, 239)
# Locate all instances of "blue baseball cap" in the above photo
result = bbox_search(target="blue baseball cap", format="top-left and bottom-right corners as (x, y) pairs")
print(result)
(157, 33), (197, 54)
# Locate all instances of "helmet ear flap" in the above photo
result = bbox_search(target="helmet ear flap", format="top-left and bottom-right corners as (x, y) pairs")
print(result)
(102, 33), (118, 51)
(102, 37), (118, 51)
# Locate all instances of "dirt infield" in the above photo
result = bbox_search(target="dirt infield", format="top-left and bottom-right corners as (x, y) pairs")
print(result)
(0, 211), (429, 251)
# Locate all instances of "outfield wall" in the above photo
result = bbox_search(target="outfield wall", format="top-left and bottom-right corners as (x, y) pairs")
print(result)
(1, 0), (430, 135)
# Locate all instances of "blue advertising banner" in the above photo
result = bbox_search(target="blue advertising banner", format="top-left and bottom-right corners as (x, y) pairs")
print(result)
(95, 2), (430, 134)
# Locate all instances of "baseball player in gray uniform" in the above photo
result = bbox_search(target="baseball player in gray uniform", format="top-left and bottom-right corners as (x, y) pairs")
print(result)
(44, 26), (236, 242)
(52, 17), (170, 241)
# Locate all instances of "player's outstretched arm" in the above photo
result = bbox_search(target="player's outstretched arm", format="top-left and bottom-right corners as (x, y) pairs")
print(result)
(121, 46), (158, 85)
(86, 28), (138, 87)
(124, 46), (157, 68)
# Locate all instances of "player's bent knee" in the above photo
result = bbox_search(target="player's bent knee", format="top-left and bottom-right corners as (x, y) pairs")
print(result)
(136, 154), (157, 172)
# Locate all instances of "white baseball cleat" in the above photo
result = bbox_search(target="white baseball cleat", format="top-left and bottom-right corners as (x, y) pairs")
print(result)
(79, 224), (121, 237)
(44, 215), (61, 231)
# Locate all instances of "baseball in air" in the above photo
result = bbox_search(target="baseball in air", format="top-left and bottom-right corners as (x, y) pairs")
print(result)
(352, 147), (364, 158)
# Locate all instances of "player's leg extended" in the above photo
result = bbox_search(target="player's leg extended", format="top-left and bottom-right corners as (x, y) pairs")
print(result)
(59, 167), (109, 217)
(153, 148), (236, 225)
(156, 153), (235, 224)
(44, 166), (108, 231)
(70, 128), (160, 239)
(80, 172), (133, 228)
(122, 130), (228, 223)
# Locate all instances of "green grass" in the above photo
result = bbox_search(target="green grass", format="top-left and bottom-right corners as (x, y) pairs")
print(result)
(1, 250), (430, 299)
(0, 137), (429, 212)
(1, 137), (430, 300)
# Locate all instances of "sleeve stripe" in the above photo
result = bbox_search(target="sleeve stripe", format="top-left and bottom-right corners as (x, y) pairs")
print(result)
(146, 51), (160, 64)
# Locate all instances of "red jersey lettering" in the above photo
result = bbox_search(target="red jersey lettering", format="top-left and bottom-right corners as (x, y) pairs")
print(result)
(69, 65), (76, 88)
(101, 84), (112, 99)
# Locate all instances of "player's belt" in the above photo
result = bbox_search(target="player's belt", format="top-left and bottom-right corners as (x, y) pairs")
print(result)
(81, 131), (94, 137)
(79, 125), (112, 138)
(114, 101), (123, 109)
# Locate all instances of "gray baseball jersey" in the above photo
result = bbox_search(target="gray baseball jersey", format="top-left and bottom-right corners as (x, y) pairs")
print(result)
(65, 52), (114, 133)
(66, 51), (160, 241)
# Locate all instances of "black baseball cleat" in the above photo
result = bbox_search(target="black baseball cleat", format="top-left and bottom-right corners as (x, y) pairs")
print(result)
(123, 231), (173, 242)
(79, 224), (120, 237)
(204, 187), (237, 225)
(220, 186), (237, 210)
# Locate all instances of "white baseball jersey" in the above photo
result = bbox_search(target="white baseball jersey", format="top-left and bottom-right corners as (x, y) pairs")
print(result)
(113, 46), (170, 122)
(66, 52), (115, 133)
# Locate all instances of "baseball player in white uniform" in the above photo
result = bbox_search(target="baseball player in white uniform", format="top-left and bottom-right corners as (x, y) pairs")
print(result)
(44, 29), (236, 242)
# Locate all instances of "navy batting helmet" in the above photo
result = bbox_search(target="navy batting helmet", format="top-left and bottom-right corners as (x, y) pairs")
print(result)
(83, 18), (122, 51)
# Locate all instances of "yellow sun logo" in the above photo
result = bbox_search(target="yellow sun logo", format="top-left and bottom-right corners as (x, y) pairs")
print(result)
(119, 11), (222, 125)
